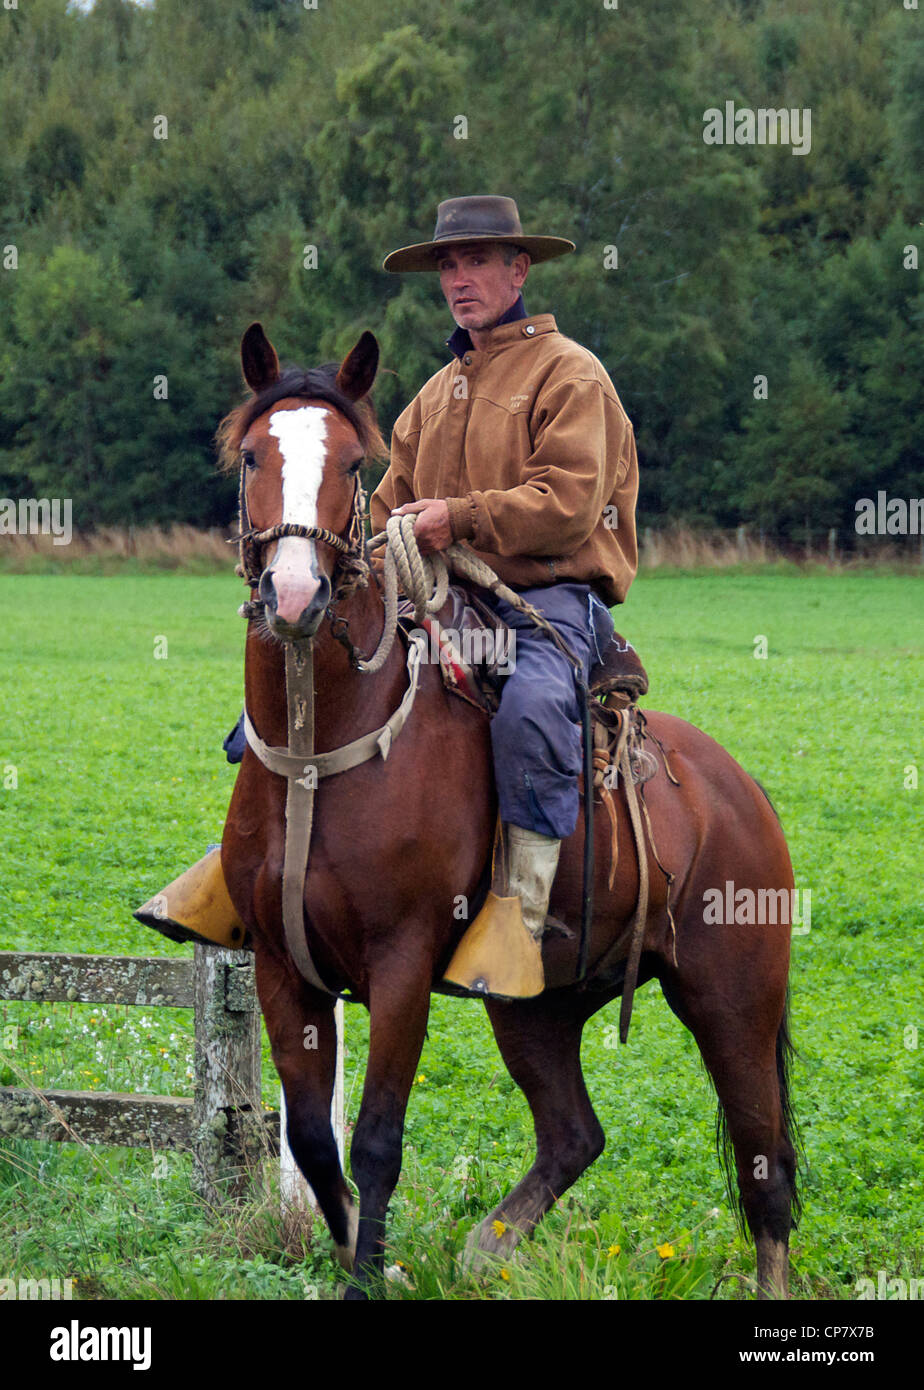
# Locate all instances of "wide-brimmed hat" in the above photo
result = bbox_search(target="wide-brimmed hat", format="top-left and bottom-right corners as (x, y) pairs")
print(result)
(383, 196), (575, 273)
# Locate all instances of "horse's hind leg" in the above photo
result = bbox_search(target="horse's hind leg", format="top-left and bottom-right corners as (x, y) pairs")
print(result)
(464, 992), (605, 1271)
(660, 965), (798, 1300)
(255, 951), (358, 1270)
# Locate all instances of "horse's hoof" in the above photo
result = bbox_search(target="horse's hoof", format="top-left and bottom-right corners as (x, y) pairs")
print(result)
(333, 1203), (360, 1272)
(460, 1217), (522, 1275)
(384, 1263), (413, 1289)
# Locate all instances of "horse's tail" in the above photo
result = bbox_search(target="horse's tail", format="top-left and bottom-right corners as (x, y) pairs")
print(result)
(774, 992), (803, 1226)
(716, 988), (803, 1237)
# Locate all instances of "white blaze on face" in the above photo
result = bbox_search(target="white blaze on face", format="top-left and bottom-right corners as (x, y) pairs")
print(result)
(267, 405), (329, 620)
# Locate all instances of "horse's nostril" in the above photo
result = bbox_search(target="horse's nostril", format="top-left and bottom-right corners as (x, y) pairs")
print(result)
(259, 570), (277, 609)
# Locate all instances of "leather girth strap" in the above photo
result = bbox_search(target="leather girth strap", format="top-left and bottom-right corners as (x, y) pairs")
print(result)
(586, 705), (679, 1042)
(244, 633), (426, 995)
(613, 709), (650, 1043)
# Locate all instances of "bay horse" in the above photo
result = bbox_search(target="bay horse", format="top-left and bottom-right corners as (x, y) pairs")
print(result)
(218, 322), (801, 1300)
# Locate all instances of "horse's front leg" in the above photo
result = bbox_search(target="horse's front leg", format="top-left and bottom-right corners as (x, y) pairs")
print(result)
(345, 947), (432, 1300)
(254, 948), (358, 1270)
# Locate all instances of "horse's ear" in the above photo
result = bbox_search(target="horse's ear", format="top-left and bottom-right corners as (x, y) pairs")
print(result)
(241, 322), (281, 394)
(336, 331), (379, 402)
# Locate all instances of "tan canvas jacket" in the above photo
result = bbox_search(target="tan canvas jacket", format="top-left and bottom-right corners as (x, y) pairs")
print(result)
(370, 312), (638, 607)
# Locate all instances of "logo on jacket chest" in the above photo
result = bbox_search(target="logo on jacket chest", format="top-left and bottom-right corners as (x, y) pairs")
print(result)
(508, 393), (530, 411)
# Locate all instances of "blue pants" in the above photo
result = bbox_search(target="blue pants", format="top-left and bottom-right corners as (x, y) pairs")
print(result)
(481, 583), (615, 839)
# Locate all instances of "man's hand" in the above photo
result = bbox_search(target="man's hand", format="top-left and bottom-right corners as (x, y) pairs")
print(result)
(390, 499), (452, 555)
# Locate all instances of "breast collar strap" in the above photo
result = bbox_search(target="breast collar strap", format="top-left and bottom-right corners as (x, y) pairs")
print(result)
(242, 632), (426, 995)
(243, 633), (424, 784)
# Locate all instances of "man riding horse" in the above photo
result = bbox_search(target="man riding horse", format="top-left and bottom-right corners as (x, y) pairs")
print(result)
(136, 231), (802, 1295)
(137, 195), (640, 997)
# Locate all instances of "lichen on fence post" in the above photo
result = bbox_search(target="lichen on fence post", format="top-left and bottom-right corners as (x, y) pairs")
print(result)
(191, 943), (262, 1205)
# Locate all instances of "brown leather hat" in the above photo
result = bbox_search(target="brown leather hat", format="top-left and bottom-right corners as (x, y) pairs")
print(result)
(383, 195), (575, 273)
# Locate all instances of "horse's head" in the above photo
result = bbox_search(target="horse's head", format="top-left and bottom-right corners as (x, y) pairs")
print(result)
(218, 322), (383, 641)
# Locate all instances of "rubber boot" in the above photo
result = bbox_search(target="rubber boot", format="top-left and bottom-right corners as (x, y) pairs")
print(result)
(506, 825), (563, 939)
(442, 824), (560, 1000)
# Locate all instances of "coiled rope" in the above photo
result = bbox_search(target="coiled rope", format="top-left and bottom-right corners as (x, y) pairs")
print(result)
(359, 513), (582, 675)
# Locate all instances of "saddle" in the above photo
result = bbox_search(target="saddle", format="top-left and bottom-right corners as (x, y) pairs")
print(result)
(397, 584), (649, 715)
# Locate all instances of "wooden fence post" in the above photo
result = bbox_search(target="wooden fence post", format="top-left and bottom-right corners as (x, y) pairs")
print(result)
(191, 943), (263, 1205)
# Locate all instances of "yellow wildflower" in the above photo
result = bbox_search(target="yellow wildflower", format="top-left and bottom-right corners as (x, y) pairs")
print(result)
(607, 1243), (621, 1258)
(656, 1242), (675, 1259)
(500, 1268), (510, 1281)
(492, 1220), (507, 1238)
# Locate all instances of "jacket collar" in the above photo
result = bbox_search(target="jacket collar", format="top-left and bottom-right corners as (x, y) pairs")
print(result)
(447, 293), (532, 359)
(447, 311), (558, 360)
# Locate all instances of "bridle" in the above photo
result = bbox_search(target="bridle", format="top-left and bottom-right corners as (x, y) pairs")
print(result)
(233, 458), (378, 668)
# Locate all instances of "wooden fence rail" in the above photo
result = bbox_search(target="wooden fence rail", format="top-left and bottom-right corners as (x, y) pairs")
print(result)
(0, 945), (277, 1203)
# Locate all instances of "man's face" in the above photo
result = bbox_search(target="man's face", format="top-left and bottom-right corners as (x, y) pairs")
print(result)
(437, 242), (529, 331)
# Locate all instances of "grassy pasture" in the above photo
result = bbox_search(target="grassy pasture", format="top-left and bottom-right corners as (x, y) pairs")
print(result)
(0, 569), (921, 1299)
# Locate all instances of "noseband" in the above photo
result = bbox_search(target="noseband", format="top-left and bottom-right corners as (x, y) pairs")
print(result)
(234, 461), (369, 590)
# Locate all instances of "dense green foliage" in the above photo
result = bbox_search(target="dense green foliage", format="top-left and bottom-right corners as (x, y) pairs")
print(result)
(0, 571), (921, 1297)
(0, 0), (921, 540)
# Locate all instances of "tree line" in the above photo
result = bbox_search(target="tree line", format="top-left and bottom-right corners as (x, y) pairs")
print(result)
(0, 0), (920, 546)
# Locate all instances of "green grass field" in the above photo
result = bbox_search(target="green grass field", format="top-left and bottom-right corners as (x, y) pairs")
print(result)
(1, 570), (922, 1299)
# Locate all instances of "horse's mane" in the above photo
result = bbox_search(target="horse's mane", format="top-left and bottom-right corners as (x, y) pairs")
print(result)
(215, 364), (386, 473)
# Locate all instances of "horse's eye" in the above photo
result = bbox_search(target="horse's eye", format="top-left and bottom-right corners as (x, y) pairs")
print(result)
(242, 451), (257, 471)
(347, 457), (364, 475)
